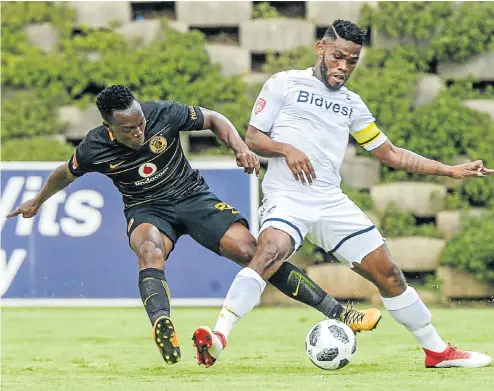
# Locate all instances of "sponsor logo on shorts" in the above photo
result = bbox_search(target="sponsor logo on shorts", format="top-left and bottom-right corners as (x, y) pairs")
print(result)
(127, 218), (134, 233)
(215, 202), (239, 214)
(149, 135), (167, 154)
(189, 106), (198, 120)
(254, 98), (266, 115)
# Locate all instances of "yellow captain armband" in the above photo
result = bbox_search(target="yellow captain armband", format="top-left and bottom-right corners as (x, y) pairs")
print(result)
(352, 123), (382, 146)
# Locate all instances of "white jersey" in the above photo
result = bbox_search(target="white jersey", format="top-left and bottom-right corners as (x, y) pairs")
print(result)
(249, 68), (387, 194)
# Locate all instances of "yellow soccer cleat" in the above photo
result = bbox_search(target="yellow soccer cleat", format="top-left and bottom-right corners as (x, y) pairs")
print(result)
(152, 315), (181, 365)
(339, 307), (382, 333)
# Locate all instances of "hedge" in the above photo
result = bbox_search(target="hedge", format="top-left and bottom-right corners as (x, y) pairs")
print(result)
(252, 2), (280, 19)
(1, 2), (75, 54)
(360, 2), (453, 43)
(361, 1), (494, 63)
(379, 204), (442, 239)
(441, 212), (494, 284)
(2, 137), (75, 161)
(1, 2), (251, 161)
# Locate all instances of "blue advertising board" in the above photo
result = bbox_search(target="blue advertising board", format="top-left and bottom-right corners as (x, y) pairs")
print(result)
(1, 161), (258, 306)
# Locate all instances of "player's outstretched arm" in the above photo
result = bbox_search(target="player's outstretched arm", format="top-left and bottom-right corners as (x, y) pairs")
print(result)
(371, 140), (494, 179)
(200, 108), (260, 176)
(246, 125), (316, 184)
(6, 162), (76, 219)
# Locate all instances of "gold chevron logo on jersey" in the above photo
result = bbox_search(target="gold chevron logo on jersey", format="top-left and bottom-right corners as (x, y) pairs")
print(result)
(110, 161), (125, 169)
(149, 135), (167, 154)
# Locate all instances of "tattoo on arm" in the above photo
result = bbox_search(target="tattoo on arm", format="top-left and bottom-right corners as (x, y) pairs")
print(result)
(395, 148), (448, 176)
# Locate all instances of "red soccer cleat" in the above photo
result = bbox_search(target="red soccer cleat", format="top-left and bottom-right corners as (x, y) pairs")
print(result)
(424, 344), (492, 368)
(192, 326), (227, 368)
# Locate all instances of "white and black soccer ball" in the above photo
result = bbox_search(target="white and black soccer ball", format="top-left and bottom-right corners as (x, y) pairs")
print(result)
(305, 319), (356, 370)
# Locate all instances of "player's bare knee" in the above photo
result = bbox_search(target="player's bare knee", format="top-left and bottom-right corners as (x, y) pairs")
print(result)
(250, 240), (286, 279)
(378, 262), (407, 295)
(262, 239), (284, 261)
(138, 241), (165, 270)
(237, 239), (257, 266)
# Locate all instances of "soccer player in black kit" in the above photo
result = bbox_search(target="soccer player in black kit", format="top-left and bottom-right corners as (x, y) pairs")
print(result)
(7, 85), (381, 366)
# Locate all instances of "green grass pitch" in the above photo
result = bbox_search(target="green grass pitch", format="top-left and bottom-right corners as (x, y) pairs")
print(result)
(2, 306), (493, 391)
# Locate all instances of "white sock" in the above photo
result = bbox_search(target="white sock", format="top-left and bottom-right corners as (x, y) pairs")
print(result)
(382, 286), (448, 353)
(214, 267), (266, 339)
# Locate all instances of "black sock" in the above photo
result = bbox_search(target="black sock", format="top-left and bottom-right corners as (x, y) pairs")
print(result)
(268, 262), (344, 319)
(138, 268), (171, 325)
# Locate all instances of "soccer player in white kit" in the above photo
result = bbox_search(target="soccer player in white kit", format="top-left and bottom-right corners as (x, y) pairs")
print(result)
(193, 19), (493, 368)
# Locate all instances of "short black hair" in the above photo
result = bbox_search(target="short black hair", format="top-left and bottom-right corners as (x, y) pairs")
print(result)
(323, 19), (365, 46)
(96, 85), (136, 122)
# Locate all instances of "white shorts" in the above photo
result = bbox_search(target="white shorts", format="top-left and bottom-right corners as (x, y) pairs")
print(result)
(258, 187), (384, 267)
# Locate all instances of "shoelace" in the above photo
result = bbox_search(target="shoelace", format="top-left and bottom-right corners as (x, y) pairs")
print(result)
(341, 304), (365, 325)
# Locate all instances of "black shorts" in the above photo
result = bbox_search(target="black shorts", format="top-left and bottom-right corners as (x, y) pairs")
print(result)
(124, 187), (248, 255)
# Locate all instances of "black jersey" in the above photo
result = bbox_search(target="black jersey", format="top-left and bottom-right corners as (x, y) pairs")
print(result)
(68, 100), (205, 209)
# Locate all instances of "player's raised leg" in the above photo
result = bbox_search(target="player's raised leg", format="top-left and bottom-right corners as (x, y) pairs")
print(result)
(352, 245), (492, 368)
(193, 226), (292, 367)
(130, 223), (180, 365)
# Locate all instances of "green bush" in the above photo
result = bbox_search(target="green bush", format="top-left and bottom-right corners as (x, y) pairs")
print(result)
(361, 1), (494, 63)
(253, 2), (280, 19)
(446, 77), (494, 100)
(444, 191), (470, 210)
(382, 93), (494, 166)
(2, 137), (74, 161)
(1, 4), (251, 159)
(360, 2), (452, 42)
(1, 2), (75, 54)
(3, 22), (250, 132)
(392, 93), (494, 205)
(379, 203), (442, 238)
(1, 89), (68, 140)
(441, 212), (494, 284)
(431, 2), (494, 62)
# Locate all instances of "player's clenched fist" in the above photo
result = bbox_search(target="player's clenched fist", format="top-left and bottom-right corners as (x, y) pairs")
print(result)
(235, 148), (260, 176)
(6, 198), (40, 219)
(281, 144), (316, 184)
(448, 160), (494, 179)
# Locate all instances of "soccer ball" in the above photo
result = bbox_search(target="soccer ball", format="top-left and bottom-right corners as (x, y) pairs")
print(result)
(305, 319), (356, 370)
